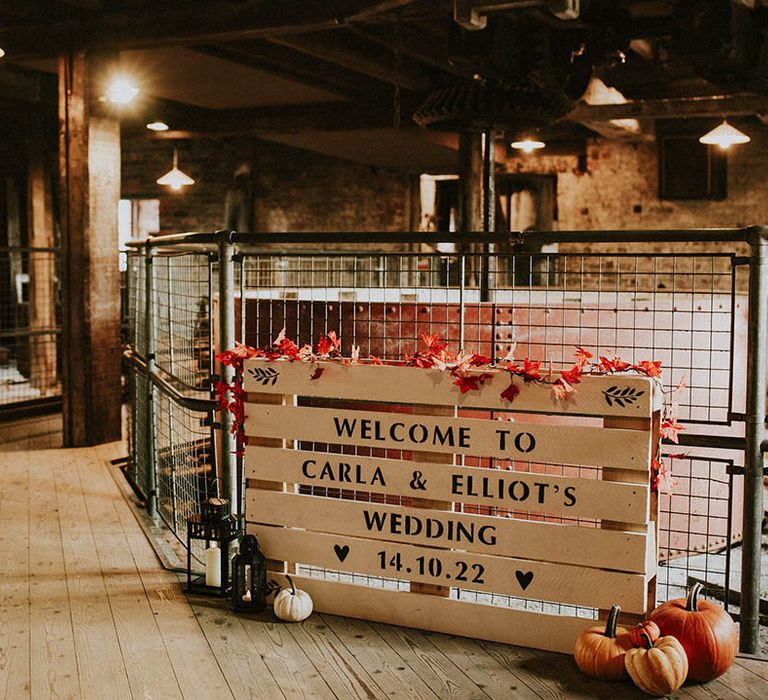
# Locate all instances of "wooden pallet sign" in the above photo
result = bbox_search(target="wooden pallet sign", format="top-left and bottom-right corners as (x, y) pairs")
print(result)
(243, 359), (661, 654)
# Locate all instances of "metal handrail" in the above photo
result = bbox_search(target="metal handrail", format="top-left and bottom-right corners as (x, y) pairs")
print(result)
(124, 227), (754, 250)
(123, 349), (217, 414)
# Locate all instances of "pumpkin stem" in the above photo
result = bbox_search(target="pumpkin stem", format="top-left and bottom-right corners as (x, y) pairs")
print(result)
(285, 574), (296, 596)
(686, 581), (703, 612)
(640, 631), (655, 650)
(604, 604), (621, 638)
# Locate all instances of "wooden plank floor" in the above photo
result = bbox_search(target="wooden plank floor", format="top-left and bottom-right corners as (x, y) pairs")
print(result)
(0, 446), (765, 700)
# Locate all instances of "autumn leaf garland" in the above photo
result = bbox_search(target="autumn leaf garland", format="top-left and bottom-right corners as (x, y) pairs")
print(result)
(215, 330), (682, 491)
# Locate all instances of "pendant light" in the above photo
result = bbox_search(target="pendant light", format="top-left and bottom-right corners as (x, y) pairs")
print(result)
(510, 138), (546, 154)
(699, 120), (750, 149)
(156, 149), (195, 190)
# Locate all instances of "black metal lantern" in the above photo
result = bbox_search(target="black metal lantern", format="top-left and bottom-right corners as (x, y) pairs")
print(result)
(186, 496), (242, 597)
(231, 534), (267, 613)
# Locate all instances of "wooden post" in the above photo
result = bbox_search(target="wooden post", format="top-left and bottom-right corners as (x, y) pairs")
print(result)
(27, 112), (58, 397)
(459, 131), (483, 286)
(59, 50), (122, 445)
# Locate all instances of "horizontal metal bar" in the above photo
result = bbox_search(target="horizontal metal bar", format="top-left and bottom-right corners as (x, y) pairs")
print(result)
(128, 227), (754, 251)
(673, 434), (747, 450)
(0, 396), (62, 421)
(0, 246), (59, 253)
(0, 328), (61, 339)
(124, 349), (217, 413)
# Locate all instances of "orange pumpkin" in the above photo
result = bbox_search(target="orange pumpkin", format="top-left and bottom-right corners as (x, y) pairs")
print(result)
(648, 582), (737, 682)
(574, 604), (633, 680)
(625, 631), (688, 696)
(629, 620), (661, 647)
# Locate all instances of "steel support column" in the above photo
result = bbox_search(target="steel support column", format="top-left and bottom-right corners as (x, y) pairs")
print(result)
(740, 224), (768, 653)
(217, 230), (238, 515)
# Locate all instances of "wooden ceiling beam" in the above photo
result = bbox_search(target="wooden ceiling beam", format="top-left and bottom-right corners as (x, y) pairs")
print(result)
(192, 43), (388, 101)
(568, 94), (768, 121)
(0, 1), (441, 59)
(267, 31), (436, 91)
(121, 97), (423, 138)
(346, 25), (471, 77)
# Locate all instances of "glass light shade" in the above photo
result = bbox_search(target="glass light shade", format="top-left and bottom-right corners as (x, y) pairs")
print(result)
(146, 121), (170, 131)
(156, 150), (195, 190)
(511, 139), (546, 153)
(699, 120), (750, 149)
(105, 79), (139, 105)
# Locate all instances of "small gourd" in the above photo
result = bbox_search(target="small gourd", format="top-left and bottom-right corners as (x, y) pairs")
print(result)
(573, 604), (633, 680)
(273, 575), (313, 622)
(647, 581), (737, 681)
(625, 631), (688, 697)
(629, 620), (661, 648)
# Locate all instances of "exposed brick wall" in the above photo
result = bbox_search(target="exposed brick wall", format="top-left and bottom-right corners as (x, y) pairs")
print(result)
(121, 135), (414, 236)
(501, 132), (768, 291)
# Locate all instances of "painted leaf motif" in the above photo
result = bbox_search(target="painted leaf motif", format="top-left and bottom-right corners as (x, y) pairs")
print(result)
(247, 366), (279, 386)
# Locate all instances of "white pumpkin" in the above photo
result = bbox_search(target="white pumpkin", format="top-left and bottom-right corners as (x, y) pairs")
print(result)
(273, 576), (313, 622)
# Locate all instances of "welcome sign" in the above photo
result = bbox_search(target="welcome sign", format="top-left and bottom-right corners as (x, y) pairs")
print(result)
(243, 359), (660, 654)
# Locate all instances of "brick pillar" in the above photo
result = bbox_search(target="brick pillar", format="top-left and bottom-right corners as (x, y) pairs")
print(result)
(59, 50), (122, 446)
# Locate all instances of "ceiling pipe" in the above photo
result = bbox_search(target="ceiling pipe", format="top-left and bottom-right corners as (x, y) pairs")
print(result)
(453, 0), (579, 30)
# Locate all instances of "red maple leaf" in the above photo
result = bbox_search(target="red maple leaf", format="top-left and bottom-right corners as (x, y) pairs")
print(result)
(310, 366), (325, 381)
(551, 377), (575, 401)
(520, 358), (541, 383)
(660, 418), (684, 443)
(275, 337), (300, 360)
(634, 360), (663, 377)
(316, 331), (341, 356)
(500, 382), (520, 403)
(560, 364), (582, 385)
(651, 457), (678, 493)
(453, 372), (493, 394)
(369, 355), (383, 365)
(420, 332), (446, 354)
(599, 356), (630, 373)
(468, 353), (492, 367)
(574, 346), (593, 368)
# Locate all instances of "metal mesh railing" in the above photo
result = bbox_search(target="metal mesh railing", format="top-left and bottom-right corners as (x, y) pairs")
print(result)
(0, 247), (61, 414)
(125, 229), (765, 651)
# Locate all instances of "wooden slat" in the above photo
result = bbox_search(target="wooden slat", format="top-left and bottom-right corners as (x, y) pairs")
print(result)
(248, 525), (649, 612)
(53, 456), (133, 699)
(246, 489), (649, 572)
(245, 446), (650, 523)
(267, 573), (590, 655)
(243, 359), (658, 417)
(243, 404), (652, 470)
(28, 461), (81, 700)
(317, 615), (444, 700)
(0, 457), (32, 700)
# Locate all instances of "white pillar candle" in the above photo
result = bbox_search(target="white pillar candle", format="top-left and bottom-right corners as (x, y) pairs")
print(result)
(205, 544), (221, 587)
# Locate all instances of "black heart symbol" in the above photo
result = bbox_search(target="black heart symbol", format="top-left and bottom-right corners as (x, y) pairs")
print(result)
(334, 544), (350, 562)
(515, 570), (534, 590)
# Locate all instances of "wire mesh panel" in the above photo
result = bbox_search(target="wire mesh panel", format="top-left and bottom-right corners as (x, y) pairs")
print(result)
(153, 253), (211, 390)
(124, 236), (751, 626)
(153, 386), (215, 545)
(240, 251), (736, 425)
(0, 247), (61, 411)
(237, 247), (742, 614)
(125, 251), (146, 358)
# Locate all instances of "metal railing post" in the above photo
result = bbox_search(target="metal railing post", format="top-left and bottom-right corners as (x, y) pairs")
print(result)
(217, 230), (238, 516)
(741, 224), (768, 654)
(144, 244), (158, 517)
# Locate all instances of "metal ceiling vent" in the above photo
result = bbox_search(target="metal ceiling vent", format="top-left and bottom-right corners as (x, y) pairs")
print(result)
(413, 12), (596, 131)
